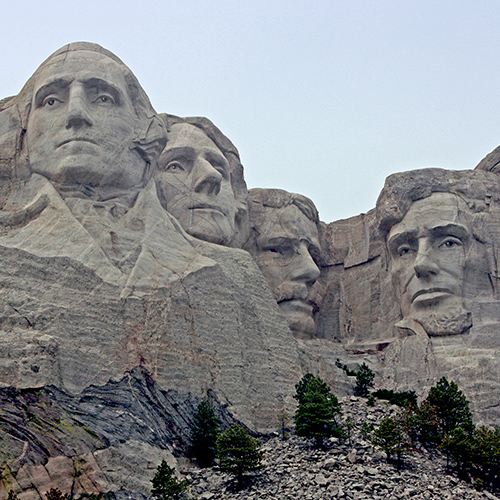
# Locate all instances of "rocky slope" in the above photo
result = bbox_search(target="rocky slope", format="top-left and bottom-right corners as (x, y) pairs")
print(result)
(185, 396), (498, 500)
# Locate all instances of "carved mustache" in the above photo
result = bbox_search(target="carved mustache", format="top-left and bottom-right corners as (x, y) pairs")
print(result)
(274, 282), (318, 309)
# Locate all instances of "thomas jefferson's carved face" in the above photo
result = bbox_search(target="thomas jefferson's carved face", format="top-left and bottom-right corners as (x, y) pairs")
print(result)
(156, 123), (236, 246)
(26, 51), (145, 191)
(388, 193), (472, 335)
(251, 204), (320, 337)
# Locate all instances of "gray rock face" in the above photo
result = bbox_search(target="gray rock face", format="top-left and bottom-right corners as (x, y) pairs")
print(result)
(244, 188), (321, 339)
(3, 41), (500, 499)
(0, 43), (301, 499)
(316, 168), (500, 426)
(156, 115), (249, 248)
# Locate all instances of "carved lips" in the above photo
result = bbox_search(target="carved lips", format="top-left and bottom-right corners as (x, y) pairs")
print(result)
(411, 287), (454, 305)
(56, 138), (99, 148)
(188, 202), (227, 216)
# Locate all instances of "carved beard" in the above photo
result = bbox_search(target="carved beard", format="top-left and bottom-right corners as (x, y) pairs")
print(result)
(411, 300), (472, 337)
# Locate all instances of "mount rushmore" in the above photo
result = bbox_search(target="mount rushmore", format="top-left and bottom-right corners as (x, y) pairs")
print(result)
(1, 42), (500, 499)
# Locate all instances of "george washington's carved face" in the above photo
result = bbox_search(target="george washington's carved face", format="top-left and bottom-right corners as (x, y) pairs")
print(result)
(388, 192), (472, 336)
(156, 123), (236, 246)
(26, 50), (146, 191)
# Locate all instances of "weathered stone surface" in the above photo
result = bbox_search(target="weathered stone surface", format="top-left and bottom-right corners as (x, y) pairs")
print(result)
(156, 115), (249, 248)
(4, 41), (500, 499)
(0, 42), (301, 499)
(244, 188), (321, 339)
(315, 168), (500, 425)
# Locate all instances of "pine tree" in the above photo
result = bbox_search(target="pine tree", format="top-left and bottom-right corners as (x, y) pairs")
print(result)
(294, 373), (342, 448)
(426, 377), (474, 437)
(354, 363), (375, 397)
(216, 424), (263, 488)
(188, 400), (221, 467)
(441, 426), (475, 476)
(151, 460), (190, 500)
(472, 425), (500, 489)
(372, 414), (410, 468)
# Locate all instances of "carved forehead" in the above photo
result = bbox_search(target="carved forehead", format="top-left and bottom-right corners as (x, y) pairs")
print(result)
(388, 192), (471, 240)
(255, 204), (319, 245)
(32, 50), (130, 93)
(165, 122), (220, 151)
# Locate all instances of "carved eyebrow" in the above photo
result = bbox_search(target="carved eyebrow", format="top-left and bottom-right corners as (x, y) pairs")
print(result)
(204, 150), (229, 172)
(33, 78), (72, 107)
(260, 236), (295, 248)
(159, 146), (195, 170)
(161, 146), (195, 161)
(80, 78), (123, 104)
(429, 224), (469, 240)
(387, 231), (417, 253)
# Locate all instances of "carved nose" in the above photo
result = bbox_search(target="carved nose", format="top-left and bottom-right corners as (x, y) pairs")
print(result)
(65, 89), (93, 129)
(414, 248), (439, 278)
(290, 244), (320, 285)
(194, 159), (222, 196)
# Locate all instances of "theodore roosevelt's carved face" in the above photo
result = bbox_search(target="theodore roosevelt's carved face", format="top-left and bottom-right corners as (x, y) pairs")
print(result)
(26, 50), (145, 191)
(156, 123), (236, 246)
(388, 192), (472, 336)
(251, 203), (320, 337)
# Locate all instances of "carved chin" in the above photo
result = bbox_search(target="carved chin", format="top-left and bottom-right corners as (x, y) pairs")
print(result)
(410, 302), (472, 337)
(184, 215), (234, 247)
(283, 311), (316, 339)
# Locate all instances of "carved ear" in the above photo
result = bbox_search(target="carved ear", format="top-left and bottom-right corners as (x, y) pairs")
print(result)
(133, 115), (167, 164)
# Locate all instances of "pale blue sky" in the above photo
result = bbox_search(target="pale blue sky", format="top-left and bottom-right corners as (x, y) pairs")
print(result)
(2, 0), (499, 222)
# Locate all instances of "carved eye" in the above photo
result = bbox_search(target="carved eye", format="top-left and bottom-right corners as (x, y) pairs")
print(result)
(439, 237), (462, 249)
(42, 96), (62, 108)
(265, 245), (294, 258)
(397, 245), (412, 257)
(165, 161), (185, 172)
(97, 94), (115, 104)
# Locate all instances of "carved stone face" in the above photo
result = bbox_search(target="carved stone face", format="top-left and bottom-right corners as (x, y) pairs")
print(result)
(387, 192), (472, 335)
(251, 204), (320, 337)
(26, 50), (145, 191)
(156, 123), (236, 246)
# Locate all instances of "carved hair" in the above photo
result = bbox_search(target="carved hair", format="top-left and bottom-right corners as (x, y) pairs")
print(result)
(0, 42), (166, 181)
(161, 114), (249, 247)
(247, 188), (319, 224)
(376, 168), (500, 296)
(376, 168), (500, 239)
(244, 188), (319, 255)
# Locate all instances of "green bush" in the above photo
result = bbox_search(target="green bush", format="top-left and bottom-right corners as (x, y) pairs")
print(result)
(361, 422), (374, 441)
(372, 389), (417, 408)
(472, 425), (500, 489)
(441, 426), (475, 475)
(216, 425), (263, 487)
(45, 489), (66, 500)
(277, 408), (290, 441)
(294, 373), (343, 447)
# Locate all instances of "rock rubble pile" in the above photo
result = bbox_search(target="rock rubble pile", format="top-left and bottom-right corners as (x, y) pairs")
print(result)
(185, 397), (498, 500)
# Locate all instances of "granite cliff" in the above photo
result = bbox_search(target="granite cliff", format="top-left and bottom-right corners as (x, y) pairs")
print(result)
(1, 42), (500, 499)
